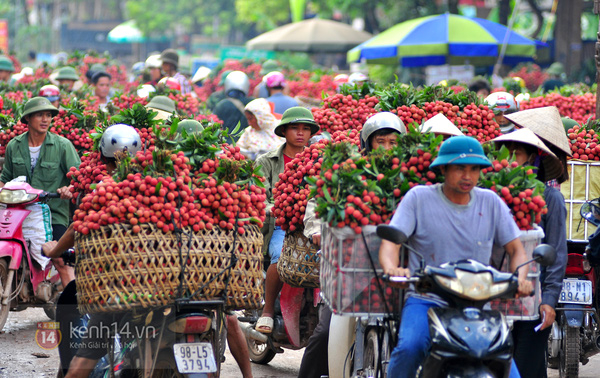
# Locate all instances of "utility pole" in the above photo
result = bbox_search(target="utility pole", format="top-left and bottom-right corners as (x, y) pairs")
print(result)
(595, 0), (600, 119)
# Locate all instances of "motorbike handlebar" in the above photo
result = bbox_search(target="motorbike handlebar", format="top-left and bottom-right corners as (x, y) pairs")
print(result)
(61, 248), (76, 266)
(382, 274), (419, 283)
(42, 192), (61, 199)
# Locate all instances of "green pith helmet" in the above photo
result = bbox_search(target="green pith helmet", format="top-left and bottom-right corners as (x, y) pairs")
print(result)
(561, 117), (579, 133)
(160, 49), (179, 68)
(56, 66), (80, 81)
(177, 119), (204, 136)
(430, 135), (492, 169)
(218, 70), (232, 86)
(546, 62), (565, 76)
(274, 106), (320, 137)
(87, 63), (106, 80)
(146, 95), (176, 113)
(0, 56), (14, 72)
(90, 63), (105, 73)
(20, 97), (59, 124)
(260, 59), (279, 75)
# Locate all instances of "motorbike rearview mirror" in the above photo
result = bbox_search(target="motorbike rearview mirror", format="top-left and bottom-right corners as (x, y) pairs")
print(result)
(532, 244), (556, 267)
(376, 225), (408, 244)
(514, 243), (557, 275)
(376, 224), (426, 270)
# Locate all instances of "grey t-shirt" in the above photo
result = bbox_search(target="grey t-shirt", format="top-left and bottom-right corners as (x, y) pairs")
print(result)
(389, 184), (520, 304)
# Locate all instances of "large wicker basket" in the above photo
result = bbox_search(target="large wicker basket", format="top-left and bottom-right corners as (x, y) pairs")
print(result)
(75, 223), (264, 314)
(277, 230), (320, 288)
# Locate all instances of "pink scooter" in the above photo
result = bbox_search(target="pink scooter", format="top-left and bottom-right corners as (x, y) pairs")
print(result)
(0, 181), (61, 331)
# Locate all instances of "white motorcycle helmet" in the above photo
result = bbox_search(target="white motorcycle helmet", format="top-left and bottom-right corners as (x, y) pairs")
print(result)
(136, 84), (156, 98)
(348, 72), (368, 86)
(485, 92), (519, 133)
(145, 54), (162, 69)
(99, 124), (142, 159)
(224, 71), (250, 96)
(360, 112), (406, 152)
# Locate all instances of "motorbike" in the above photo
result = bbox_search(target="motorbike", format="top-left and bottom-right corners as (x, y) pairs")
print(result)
(88, 298), (227, 378)
(548, 199), (600, 377)
(84, 219), (245, 377)
(0, 181), (64, 330)
(239, 278), (320, 365)
(376, 224), (556, 378)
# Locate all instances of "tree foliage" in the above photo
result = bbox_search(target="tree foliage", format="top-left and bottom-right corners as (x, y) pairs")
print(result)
(126, 0), (239, 39)
(235, 0), (290, 31)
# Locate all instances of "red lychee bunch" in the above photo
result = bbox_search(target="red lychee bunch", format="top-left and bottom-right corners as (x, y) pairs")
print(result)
(272, 140), (328, 232)
(566, 125), (600, 161)
(51, 110), (93, 151)
(68, 151), (108, 201)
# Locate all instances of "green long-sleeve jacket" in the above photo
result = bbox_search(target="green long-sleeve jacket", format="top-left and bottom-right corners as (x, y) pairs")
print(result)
(256, 143), (287, 255)
(0, 131), (81, 227)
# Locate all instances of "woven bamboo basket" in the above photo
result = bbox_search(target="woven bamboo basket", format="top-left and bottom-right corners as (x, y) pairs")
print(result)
(277, 230), (320, 288)
(75, 223), (264, 314)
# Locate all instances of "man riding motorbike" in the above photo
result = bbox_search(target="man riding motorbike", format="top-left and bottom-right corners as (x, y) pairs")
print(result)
(379, 135), (532, 378)
(298, 112), (406, 378)
(255, 107), (320, 335)
(45, 123), (254, 378)
(0, 96), (80, 287)
(45, 124), (143, 377)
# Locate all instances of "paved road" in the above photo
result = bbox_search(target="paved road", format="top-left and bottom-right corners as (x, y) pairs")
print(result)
(1, 308), (599, 377)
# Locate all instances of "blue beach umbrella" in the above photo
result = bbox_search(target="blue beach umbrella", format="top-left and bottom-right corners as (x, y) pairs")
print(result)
(347, 14), (541, 67)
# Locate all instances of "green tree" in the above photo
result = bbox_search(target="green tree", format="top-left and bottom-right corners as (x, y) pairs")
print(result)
(126, 0), (242, 41)
(235, 0), (290, 31)
(313, 0), (442, 34)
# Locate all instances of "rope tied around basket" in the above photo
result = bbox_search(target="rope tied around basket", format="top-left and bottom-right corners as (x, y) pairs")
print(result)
(186, 212), (241, 301)
(75, 220), (264, 313)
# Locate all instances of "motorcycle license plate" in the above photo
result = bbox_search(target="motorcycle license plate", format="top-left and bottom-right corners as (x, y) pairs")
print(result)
(173, 342), (217, 373)
(558, 279), (592, 305)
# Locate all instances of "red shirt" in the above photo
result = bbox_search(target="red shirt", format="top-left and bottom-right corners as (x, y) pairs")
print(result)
(283, 154), (293, 167)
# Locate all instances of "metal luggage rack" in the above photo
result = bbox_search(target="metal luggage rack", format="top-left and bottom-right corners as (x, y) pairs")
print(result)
(563, 160), (600, 243)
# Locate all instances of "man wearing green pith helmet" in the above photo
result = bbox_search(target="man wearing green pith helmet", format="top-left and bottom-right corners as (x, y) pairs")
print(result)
(255, 107), (320, 335)
(0, 97), (80, 287)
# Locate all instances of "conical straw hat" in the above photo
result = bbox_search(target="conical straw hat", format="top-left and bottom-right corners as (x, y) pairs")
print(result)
(420, 114), (463, 136)
(490, 128), (564, 181)
(504, 106), (572, 156)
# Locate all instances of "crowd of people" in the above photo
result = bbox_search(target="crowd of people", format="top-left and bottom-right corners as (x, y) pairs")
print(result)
(0, 47), (574, 378)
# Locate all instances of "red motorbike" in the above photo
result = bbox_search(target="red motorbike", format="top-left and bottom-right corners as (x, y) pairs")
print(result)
(548, 199), (600, 377)
(0, 181), (62, 331)
(239, 282), (320, 364)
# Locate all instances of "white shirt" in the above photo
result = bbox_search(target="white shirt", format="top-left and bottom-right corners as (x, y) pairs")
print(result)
(29, 145), (42, 173)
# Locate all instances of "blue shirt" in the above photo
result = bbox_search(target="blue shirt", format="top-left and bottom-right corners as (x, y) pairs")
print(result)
(266, 93), (299, 114)
(390, 184), (520, 304)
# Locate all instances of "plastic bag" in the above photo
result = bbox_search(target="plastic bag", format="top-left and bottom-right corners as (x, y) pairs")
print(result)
(6, 176), (53, 269)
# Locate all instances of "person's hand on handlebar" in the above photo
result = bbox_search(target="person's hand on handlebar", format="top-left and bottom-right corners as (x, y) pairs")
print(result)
(383, 266), (411, 289)
(515, 278), (533, 299)
(57, 185), (73, 200)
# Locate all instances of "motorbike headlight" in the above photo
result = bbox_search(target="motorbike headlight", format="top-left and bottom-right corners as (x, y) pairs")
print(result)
(0, 189), (37, 204)
(435, 270), (503, 301)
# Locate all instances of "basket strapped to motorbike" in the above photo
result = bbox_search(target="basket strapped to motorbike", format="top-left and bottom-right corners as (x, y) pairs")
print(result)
(489, 227), (545, 323)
